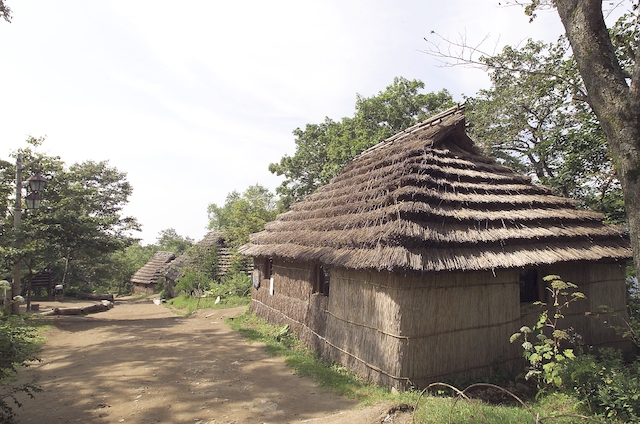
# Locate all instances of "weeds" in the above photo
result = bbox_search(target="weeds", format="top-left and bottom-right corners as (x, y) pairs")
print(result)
(0, 316), (43, 423)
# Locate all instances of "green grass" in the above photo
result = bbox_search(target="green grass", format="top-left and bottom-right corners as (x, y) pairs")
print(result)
(165, 294), (250, 316)
(227, 311), (615, 423)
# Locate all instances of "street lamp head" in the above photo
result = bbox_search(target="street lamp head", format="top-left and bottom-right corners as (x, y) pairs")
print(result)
(26, 172), (47, 192)
(24, 191), (43, 209)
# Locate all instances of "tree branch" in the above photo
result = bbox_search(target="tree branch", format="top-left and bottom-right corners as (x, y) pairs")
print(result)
(422, 31), (589, 99)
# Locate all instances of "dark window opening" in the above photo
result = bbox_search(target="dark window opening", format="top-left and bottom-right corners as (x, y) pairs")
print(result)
(314, 265), (330, 296)
(265, 258), (273, 279)
(520, 268), (539, 303)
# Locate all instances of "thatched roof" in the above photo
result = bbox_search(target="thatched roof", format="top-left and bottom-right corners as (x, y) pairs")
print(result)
(162, 231), (236, 281)
(131, 251), (176, 286)
(239, 105), (632, 272)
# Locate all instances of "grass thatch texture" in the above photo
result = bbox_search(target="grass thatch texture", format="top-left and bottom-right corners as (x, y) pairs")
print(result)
(239, 108), (631, 273)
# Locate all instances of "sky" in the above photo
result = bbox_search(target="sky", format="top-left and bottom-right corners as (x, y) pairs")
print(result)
(0, 0), (569, 245)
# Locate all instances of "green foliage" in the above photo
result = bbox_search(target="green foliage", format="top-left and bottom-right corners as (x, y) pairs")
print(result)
(208, 184), (279, 248)
(0, 317), (42, 423)
(0, 0), (11, 23)
(100, 242), (156, 294)
(561, 348), (640, 422)
(174, 270), (213, 297)
(215, 272), (252, 298)
(510, 275), (584, 389)
(171, 271), (251, 309)
(172, 239), (221, 299)
(269, 77), (456, 207)
(185, 242), (220, 281)
(0, 140), (140, 293)
(467, 37), (624, 223)
(154, 228), (193, 256)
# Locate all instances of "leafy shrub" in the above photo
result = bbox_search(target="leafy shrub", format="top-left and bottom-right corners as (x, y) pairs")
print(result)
(217, 272), (252, 297)
(174, 271), (214, 296)
(0, 317), (42, 423)
(561, 348), (640, 421)
(510, 275), (583, 388)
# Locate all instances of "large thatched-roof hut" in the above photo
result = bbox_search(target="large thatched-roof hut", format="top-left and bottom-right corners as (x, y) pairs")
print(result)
(239, 105), (632, 389)
(131, 251), (176, 295)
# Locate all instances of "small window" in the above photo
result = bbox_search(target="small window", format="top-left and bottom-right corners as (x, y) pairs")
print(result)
(519, 268), (539, 303)
(265, 258), (273, 279)
(314, 265), (330, 296)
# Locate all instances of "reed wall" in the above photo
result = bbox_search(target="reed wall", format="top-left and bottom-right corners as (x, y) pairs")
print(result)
(249, 257), (629, 390)
(249, 258), (328, 350)
(522, 261), (629, 350)
(133, 283), (155, 295)
(322, 267), (523, 388)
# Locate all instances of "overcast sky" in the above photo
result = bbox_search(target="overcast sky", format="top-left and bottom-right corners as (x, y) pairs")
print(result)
(0, 1), (568, 245)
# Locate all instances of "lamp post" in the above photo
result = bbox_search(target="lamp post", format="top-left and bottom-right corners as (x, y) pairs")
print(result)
(11, 153), (46, 314)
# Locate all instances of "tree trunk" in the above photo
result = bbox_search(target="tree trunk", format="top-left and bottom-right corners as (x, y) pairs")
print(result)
(53, 304), (109, 315)
(556, 0), (640, 274)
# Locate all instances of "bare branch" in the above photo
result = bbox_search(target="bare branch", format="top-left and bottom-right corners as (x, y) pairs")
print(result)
(422, 31), (589, 99)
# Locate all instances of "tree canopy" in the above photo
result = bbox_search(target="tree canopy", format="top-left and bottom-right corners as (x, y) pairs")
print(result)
(154, 228), (193, 256)
(467, 36), (624, 223)
(0, 139), (140, 291)
(515, 1), (640, 274)
(207, 184), (279, 248)
(269, 77), (456, 207)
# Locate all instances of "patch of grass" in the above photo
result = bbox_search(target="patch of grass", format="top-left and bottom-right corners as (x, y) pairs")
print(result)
(228, 312), (415, 405)
(228, 311), (612, 423)
(412, 390), (592, 423)
(165, 294), (249, 316)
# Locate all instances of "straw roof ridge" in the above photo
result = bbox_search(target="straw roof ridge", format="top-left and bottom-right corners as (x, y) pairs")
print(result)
(335, 137), (521, 189)
(356, 104), (466, 159)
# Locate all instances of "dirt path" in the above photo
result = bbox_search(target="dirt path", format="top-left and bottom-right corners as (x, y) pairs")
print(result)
(14, 298), (410, 424)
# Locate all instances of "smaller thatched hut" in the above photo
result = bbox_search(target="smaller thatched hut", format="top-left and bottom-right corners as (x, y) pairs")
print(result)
(162, 231), (246, 297)
(131, 251), (175, 295)
(240, 104), (632, 389)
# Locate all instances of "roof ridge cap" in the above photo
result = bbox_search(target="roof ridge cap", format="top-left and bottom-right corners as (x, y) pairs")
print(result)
(356, 103), (466, 159)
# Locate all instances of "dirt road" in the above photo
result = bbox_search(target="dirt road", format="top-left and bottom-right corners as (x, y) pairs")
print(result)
(13, 298), (409, 424)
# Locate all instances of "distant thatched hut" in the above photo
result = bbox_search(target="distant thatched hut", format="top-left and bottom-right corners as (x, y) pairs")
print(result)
(162, 231), (238, 297)
(131, 251), (175, 295)
(239, 105), (632, 389)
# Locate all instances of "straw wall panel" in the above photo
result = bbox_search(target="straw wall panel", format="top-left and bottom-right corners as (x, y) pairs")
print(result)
(518, 262), (629, 351)
(250, 259), (315, 326)
(396, 269), (522, 384)
(250, 257), (629, 390)
(249, 258), (329, 350)
(323, 268), (523, 388)
(324, 268), (404, 381)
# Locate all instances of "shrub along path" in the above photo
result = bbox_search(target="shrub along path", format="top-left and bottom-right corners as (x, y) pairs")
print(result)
(14, 297), (404, 423)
